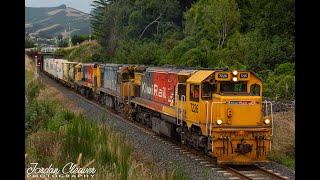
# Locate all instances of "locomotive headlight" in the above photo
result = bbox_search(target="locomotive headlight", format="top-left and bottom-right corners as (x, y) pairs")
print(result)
(232, 70), (238, 75)
(217, 119), (222, 125)
(232, 77), (238, 82)
(264, 119), (270, 124)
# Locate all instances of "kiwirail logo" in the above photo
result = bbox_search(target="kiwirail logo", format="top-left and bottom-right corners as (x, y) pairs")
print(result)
(25, 162), (96, 178)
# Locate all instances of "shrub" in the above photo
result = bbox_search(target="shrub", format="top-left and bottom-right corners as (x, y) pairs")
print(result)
(263, 63), (295, 100)
(26, 78), (44, 101)
(25, 99), (60, 135)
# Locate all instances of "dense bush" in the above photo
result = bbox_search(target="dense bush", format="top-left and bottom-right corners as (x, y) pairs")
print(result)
(71, 34), (91, 45)
(263, 63), (295, 100)
(57, 39), (69, 47)
(114, 40), (165, 65)
(56, 41), (106, 62)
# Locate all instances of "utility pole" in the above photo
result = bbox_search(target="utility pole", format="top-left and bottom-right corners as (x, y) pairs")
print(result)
(34, 55), (39, 78)
(68, 22), (72, 47)
(89, 26), (91, 42)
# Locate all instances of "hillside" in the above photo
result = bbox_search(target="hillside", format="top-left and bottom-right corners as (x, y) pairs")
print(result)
(25, 4), (90, 38)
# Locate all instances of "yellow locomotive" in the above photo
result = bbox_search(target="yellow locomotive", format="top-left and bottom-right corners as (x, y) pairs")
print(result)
(180, 70), (271, 164)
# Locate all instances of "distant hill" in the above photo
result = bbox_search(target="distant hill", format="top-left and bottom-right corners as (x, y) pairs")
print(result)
(25, 4), (90, 38)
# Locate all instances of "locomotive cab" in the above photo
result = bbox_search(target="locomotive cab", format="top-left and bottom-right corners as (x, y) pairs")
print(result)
(74, 63), (101, 97)
(184, 70), (272, 164)
(117, 65), (136, 99)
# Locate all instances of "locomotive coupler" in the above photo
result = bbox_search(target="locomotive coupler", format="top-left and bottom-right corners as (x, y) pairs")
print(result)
(235, 139), (252, 154)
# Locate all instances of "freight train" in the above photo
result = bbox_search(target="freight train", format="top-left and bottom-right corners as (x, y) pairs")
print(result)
(37, 54), (273, 165)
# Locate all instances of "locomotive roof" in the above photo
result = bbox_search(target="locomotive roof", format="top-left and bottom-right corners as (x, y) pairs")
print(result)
(145, 66), (196, 73)
(187, 69), (262, 83)
(187, 70), (215, 84)
(100, 63), (122, 67)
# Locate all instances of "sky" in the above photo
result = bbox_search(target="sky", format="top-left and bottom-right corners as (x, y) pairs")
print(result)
(25, 0), (93, 13)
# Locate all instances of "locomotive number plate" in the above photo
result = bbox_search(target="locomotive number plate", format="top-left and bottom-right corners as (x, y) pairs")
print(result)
(240, 73), (249, 78)
(218, 73), (228, 79)
(191, 103), (198, 113)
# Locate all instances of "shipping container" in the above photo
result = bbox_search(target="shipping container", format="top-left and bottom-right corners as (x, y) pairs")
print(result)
(55, 59), (68, 80)
(69, 63), (78, 83)
(43, 58), (56, 77)
(62, 61), (78, 83)
(51, 59), (57, 78)
(43, 58), (50, 74)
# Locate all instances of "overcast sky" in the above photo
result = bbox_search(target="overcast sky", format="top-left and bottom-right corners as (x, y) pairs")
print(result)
(25, 0), (93, 13)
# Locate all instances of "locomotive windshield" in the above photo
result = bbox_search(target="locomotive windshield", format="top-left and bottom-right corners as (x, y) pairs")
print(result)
(220, 82), (248, 95)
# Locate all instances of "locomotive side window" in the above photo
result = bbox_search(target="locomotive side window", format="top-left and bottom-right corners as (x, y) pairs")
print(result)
(178, 84), (186, 99)
(122, 73), (129, 82)
(250, 84), (261, 96)
(202, 82), (215, 100)
(190, 84), (199, 102)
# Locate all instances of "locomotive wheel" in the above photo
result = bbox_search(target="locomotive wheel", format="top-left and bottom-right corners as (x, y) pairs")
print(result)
(85, 89), (89, 97)
(204, 144), (209, 155)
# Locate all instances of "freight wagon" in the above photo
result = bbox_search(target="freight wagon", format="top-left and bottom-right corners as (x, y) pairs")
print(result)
(56, 59), (69, 81)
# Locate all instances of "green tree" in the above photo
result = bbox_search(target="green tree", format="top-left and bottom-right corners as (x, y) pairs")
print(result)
(263, 63), (295, 100)
(25, 36), (35, 48)
(71, 35), (89, 45)
(184, 0), (240, 48)
(57, 39), (69, 47)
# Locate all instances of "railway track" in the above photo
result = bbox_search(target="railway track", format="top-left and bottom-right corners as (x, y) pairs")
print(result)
(225, 165), (289, 180)
(40, 73), (293, 180)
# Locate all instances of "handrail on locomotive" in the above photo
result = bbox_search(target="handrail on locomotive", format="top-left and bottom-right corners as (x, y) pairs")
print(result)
(263, 100), (274, 136)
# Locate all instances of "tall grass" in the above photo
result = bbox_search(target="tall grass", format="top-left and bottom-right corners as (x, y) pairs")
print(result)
(62, 115), (132, 180)
(25, 70), (33, 84)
